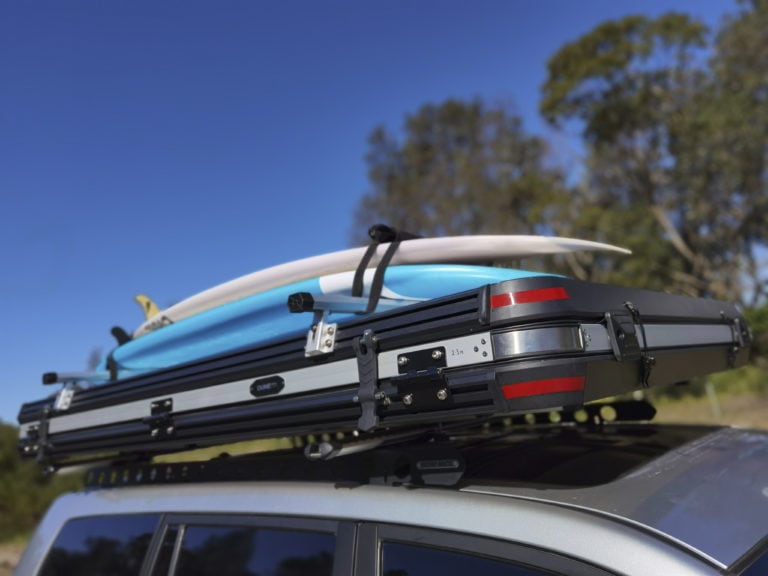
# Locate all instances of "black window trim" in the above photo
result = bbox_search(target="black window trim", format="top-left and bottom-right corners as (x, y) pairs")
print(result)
(141, 513), (355, 576)
(356, 522), (618, 576)
(142, 517), (179, 576)
(730, 534), (768, 575)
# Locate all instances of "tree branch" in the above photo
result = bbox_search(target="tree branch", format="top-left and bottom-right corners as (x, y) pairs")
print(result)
(649, 205), (696, 263)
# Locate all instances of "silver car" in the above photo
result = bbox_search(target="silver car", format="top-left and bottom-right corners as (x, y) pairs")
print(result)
(13, 412), (768, 576)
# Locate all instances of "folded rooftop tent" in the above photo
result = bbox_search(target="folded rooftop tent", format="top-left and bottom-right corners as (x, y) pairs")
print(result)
(18, 272), (750, 470)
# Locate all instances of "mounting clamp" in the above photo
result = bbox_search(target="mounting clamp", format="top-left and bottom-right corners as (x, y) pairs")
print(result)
(355, 330), (386, 432)
(143, 398), (176, 440)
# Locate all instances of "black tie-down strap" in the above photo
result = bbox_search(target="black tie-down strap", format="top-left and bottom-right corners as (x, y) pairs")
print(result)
(352, 224), (421, 314)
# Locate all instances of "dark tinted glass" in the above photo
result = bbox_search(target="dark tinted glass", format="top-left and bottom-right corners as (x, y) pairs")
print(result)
(39, 514), (159, 576)
(382, 541), (555, 576)
(741, 549), (768, 576)
(172, 525), (334, 576)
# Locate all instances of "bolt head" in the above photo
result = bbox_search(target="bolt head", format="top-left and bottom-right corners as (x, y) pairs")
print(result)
(403, 393), (414, 406)
(431, 349), (443, 360)
(436, 389), (448, 401)
(398, 356), (409, 366)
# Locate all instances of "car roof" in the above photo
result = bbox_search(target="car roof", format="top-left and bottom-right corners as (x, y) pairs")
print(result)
(31, 472), (715, 576)
(61, 420), (768, 573)
(458, 424), (768, 568)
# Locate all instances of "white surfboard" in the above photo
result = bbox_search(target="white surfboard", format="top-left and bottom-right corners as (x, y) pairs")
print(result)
(133, 235), (630, 338)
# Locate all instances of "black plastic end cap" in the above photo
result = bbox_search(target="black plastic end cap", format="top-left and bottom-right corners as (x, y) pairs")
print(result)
(368, 223), (422, 242)
(368, 223), (398, 242)
(42, 372), (57, 385)
(288, 292), (315, 313)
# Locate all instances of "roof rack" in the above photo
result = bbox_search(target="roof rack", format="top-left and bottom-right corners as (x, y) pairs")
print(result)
(18, 275), (750, 470)
(81, 399), (659, 490)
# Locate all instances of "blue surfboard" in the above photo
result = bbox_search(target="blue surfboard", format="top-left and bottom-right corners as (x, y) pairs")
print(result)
(107, 265), (553, 378)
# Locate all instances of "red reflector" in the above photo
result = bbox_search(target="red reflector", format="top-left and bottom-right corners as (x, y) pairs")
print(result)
(490, 287), (570, 309)
(502, 376), (585, 400)
(490, 293), (514, 308)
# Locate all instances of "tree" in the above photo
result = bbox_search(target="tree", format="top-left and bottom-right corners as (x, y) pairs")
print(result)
(541, 9), (767, 303)
(702, 0), (768, 304)
(353, 99), (625, 278)
(541, 14), (714, 294)
(355, 99), (569, 239)
(0, 423), (82, 541)
(541, 14), (708, 145)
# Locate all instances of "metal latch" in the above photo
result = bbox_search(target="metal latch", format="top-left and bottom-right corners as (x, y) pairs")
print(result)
(604, 309), (641, 361)
(606, 303), (656, 387)
(53, 383), (76, 412)
(394, 367), (452, 410)
(396, 346), (447, 374)
(289, 291), (416, 358)
(19, 425), (41, 458)
(304, 313), (338, 357)
(392, 346), (452, 410)
(143, 398), (175, 439)
(18, 407), (53, 469)
(355, 330), (387, 432)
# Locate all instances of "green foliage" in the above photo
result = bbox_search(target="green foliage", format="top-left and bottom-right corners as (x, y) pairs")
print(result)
(541, 13), (713, 295)
(650, 365), (768, 402)
(355, 99), (620, 281)
(0, 423), (82, 542)
(355, 99), (569, 239)
(354, 4), (767, 407)
(744, 304), (768, 362)
(356, 6), (767, 305)
(541, 13), (708, 143)
(709, 364), (768, 395)
(540, 8), (767, 305)
(706, 0), (768, 305)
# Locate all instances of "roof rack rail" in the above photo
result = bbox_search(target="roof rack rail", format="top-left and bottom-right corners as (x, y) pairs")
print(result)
(80, 399), (658, 490)
(85, 434), (466, 490)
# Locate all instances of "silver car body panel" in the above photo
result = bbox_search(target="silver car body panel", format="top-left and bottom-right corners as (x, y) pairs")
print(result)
(464, 427), (768, 568)
(16, 479), (720, 576)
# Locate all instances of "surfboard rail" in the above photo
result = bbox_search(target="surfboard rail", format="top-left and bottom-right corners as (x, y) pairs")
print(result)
(132, 235), (631, 338)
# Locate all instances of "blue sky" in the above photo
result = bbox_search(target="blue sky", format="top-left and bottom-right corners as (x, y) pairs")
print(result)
(0, 0), (735, 424)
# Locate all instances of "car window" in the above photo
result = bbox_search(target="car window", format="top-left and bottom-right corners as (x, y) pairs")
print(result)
(381, 541), (556, 576)
(38, 514), (160, 576)
(740, 548), (768, 576)
(363, 524), (613, 576)
(153, 523), (335, 576)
